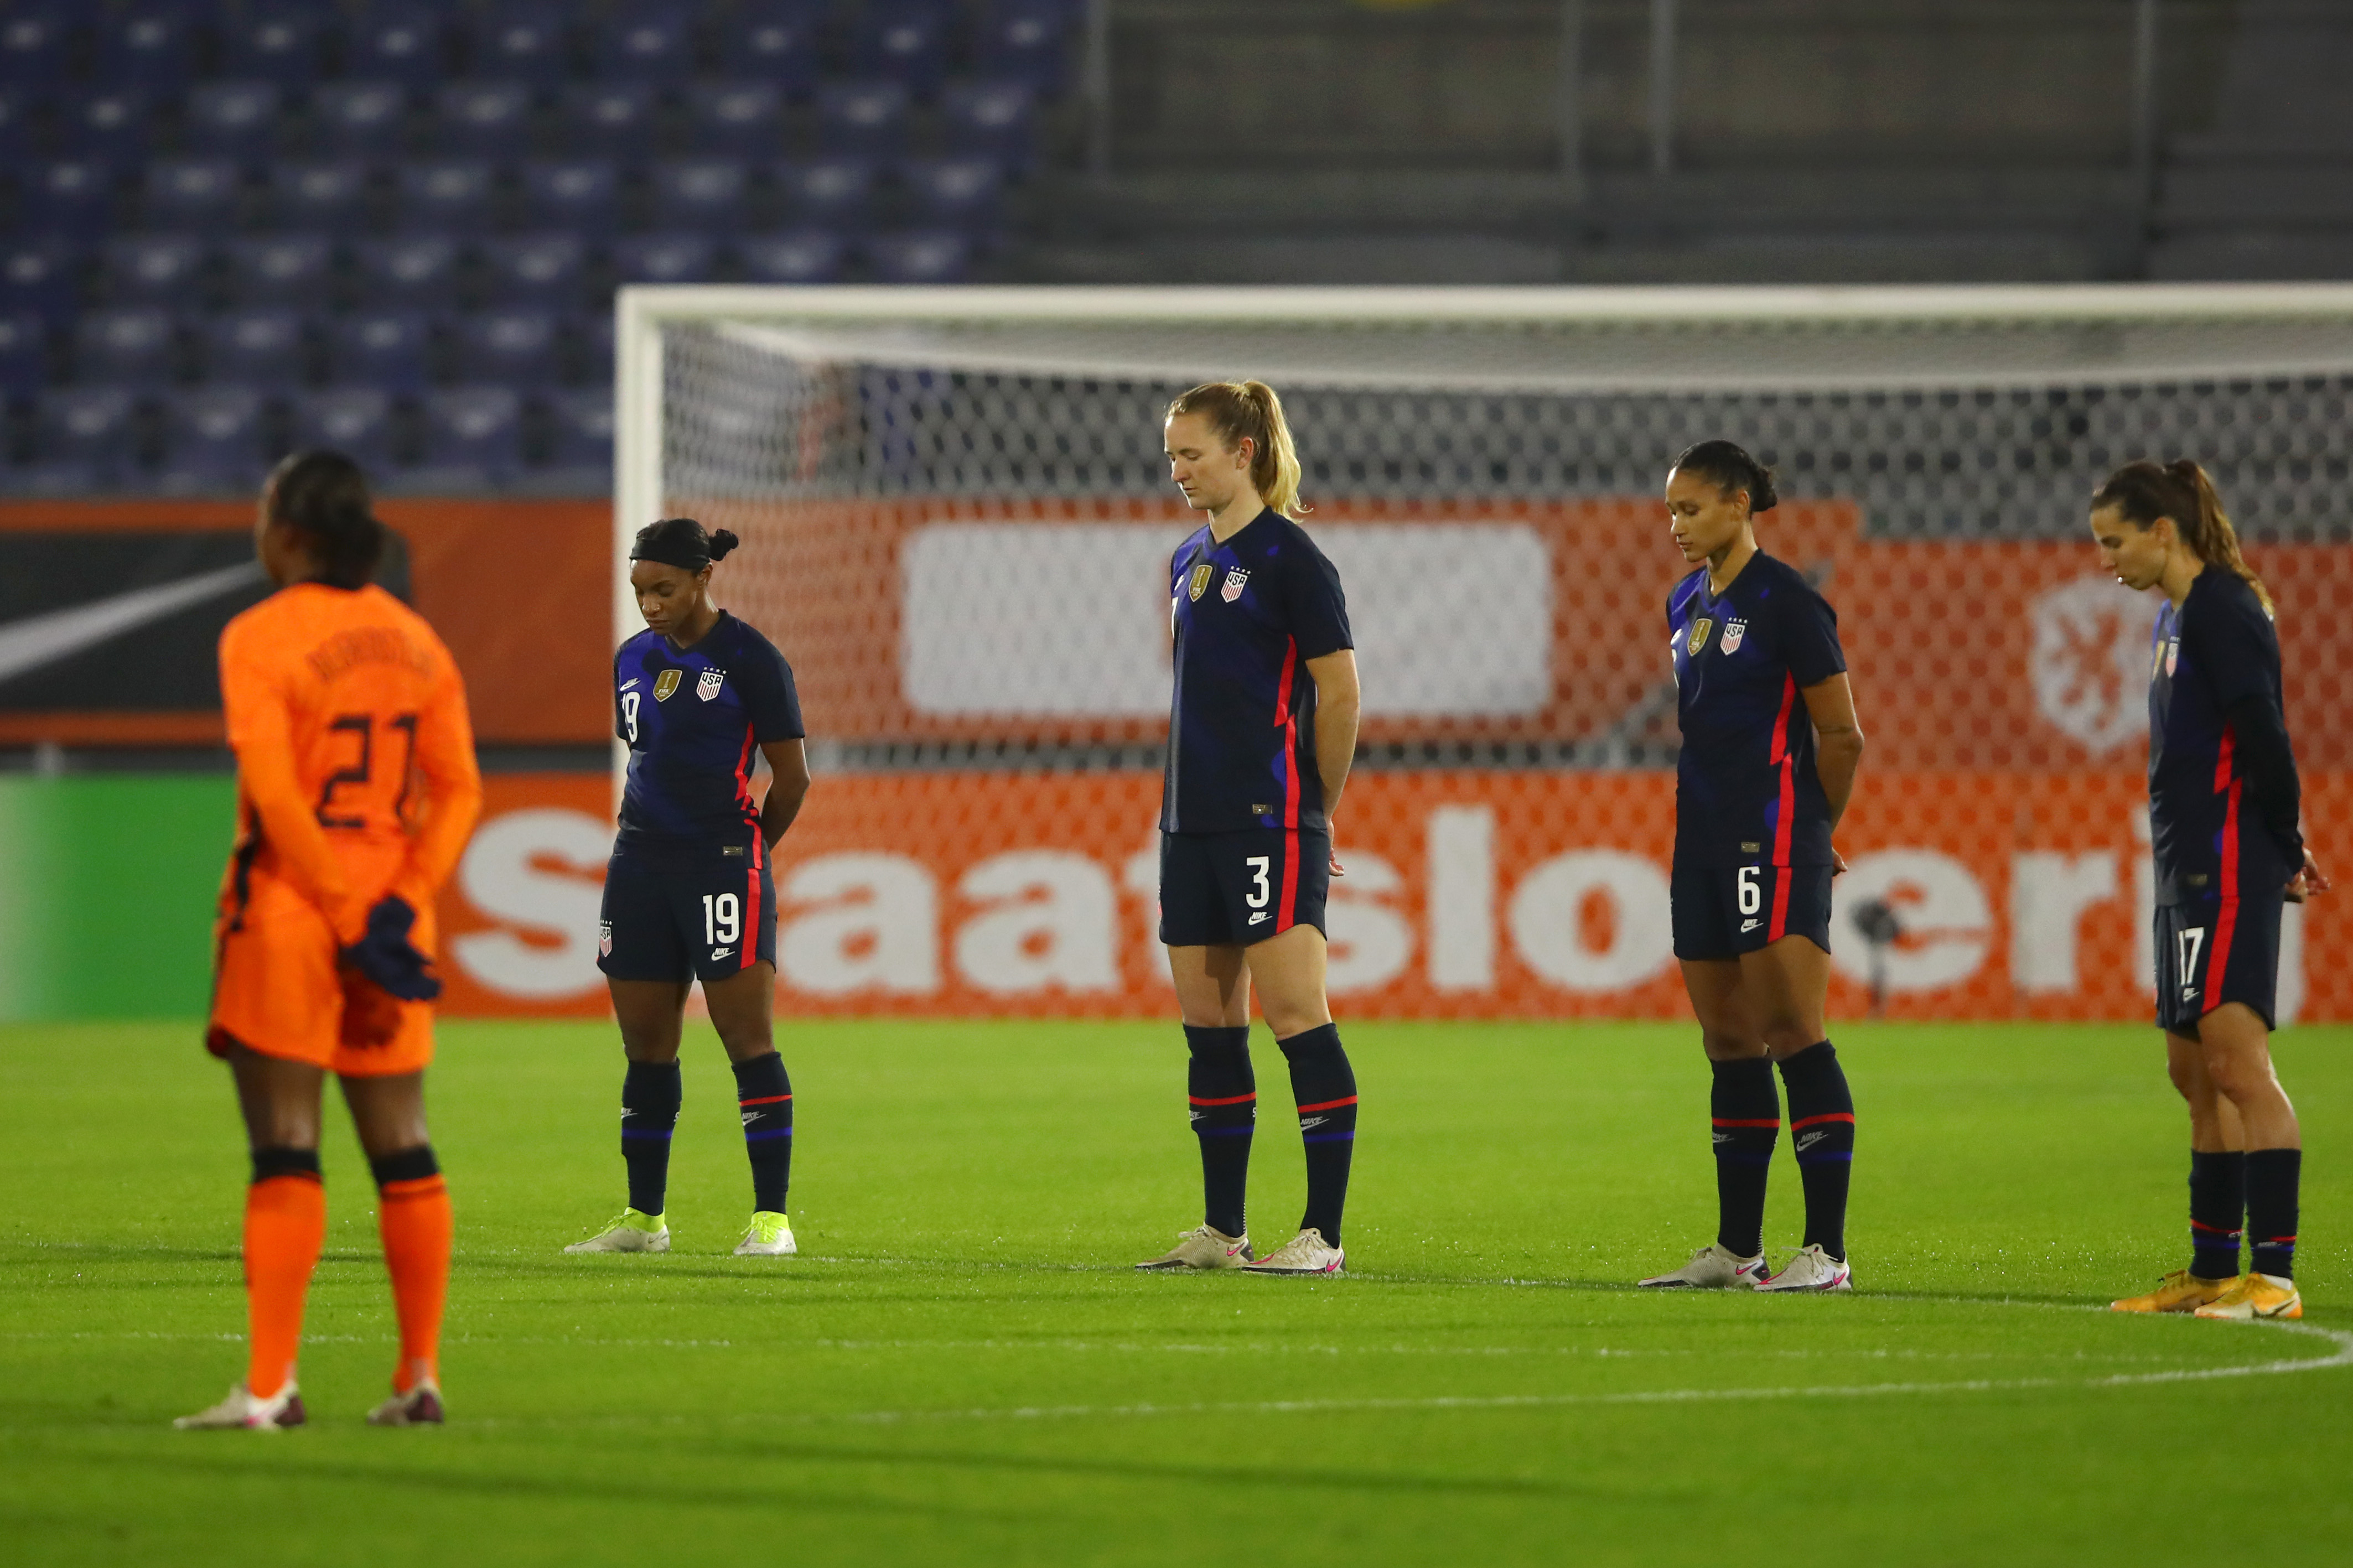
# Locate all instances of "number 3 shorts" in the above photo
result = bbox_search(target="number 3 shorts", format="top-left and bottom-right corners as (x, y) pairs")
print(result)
(598, 834), (778, 984)
(1671, 862), (1834, 962)
(1159, 828), (1330, 947)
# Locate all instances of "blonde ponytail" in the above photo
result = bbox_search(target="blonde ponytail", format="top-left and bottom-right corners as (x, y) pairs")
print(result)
(2091, 458), (2276, 617)
(2169, 459), (2274, 617)
(1166, 380), (1310, 517)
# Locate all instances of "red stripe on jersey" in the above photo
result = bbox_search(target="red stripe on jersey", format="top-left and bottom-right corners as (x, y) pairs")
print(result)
(732, 728), (757, 824)
(741, 831), (763, 972)
(2204, 791), (2242, 1013)
(2214, 720), (2236, 795)
(1768, 673), (1799, 868)
(1277, 635), (1302, 932)
(1769, 863), (1792, 942)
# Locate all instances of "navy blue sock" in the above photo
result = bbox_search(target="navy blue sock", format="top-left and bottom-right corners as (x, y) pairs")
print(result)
(1278, 1022), (1356, 1248)
(1710, 1057), (1779, 1259)
(620, 1061), (681, 1216)
(1184, 1025), (1255, 1239)
(2247, 1148), (2300, 1280)
(2188, 1149), (2245, 1280)
(1778, 1041), (1854, 1262)
(732, 1052), (794, 1215)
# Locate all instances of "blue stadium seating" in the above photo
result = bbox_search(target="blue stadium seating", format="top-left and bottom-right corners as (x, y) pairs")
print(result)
(864, 229), (971, 284)
(474, 5), (574, 86)
(0, 11), (72, 87)
(560, 82), (658, 157)
(324, 310), (433, 392)
(596, 8), (698, 83)
(313, 83), (413, 158)
(102, 234), (211, 304)
(0, 87), (36, 162)
(419, 385), (524, 480)
(433, 80), (538, 157)
(292, 386), (396, 472)
(480, 233), (587, 306)
(39, 387), (143, 481)
(74, 308), (179, 386)
(903, 158), (1003, 226)
(776, 158), (875, 227)
(102, 6), (199, 88)
(690, 81), (787, 154)
(0, 313), (47, 396)
(856, 2), (955, 95)
(349, 7), (453, 86)
(610, 232), (719, 286)
(199, 310), (310, 387)
(144, 159), (251, 235)
(355, 234), (464, 308)
(220, 9), (328, 86)
(538, 385), (616, 486)
(452, 309), (558, 386)
(66, 90), (157, 160)
(184, 82), (286, 159)
(156, 386), (272, 494)
(396, 161), (500, 231)
(27, 162), (118, 240)
(1, 241), (80, 319)
(226, 234), (337, 309)
(942, 80), (1035, 167)
(520, 160), (619, 230)
(649, 160), (750, 232)
(817, 81), (912, 158)
(738, 229), (845, 284)
(725, 3), (825, 96)
(979, 0), (1075, 94)
(267, 161), (372, 231)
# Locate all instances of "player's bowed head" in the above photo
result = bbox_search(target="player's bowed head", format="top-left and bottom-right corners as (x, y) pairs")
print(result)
(255, 450), (387, 591)
(629, 516), (740, 645)
(1164, 380), (1308, 529)
(1665, 438), (1779, 570)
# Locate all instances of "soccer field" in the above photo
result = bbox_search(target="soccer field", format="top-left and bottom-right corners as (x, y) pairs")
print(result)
(3, 1017), (2348, 1567)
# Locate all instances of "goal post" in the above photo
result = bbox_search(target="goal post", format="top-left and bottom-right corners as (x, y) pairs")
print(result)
(610, 283), (2353, 1022)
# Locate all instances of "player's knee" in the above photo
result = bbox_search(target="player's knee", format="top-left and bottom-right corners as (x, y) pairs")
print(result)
(1699, 1028), (1761, 1061)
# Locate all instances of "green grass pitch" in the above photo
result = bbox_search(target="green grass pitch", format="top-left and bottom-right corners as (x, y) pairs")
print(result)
(3, 1016), (2349, 1566)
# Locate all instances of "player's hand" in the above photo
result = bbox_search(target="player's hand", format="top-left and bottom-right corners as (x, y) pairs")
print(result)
(1329, 845), (1345, 878)
(338, 895), (442, 1003)
(1830, 847), (1850, 877)
(2286, 849), (2330, 904)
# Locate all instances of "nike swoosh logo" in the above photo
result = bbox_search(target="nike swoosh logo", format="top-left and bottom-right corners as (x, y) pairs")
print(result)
(0, 560), (265, 686)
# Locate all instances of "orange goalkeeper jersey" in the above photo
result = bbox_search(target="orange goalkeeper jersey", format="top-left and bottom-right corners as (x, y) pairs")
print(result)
(217, 582), (482, 946)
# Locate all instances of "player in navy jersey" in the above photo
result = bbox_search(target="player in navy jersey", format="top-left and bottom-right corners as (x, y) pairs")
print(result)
(2092, 461), (2328, 1322)
(1136, 381), (1364, 1277)
(564, 518), (813, 1260)
(1639, 440), (1867, 1295)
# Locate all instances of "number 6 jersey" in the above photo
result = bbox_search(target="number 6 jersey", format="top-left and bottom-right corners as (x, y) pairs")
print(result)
(614, 611), (804, 844)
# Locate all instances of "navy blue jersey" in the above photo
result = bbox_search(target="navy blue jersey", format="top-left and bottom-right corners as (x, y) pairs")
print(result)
(615, 611), (805, 843)
(1668, 551), (1846, 869)
(1161, 509), (1353, 835)
(2149, 569), (2298, 905)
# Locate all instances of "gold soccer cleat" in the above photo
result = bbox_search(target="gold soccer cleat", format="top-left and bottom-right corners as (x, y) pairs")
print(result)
(2110, 1269), (2236, 1313)
(2193, 1273), (2303, 1321)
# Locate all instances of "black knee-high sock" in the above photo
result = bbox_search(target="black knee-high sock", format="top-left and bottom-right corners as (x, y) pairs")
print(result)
(1778, 1041), (1854, 1261)
(2246, 1148), (2300, 1281)
(1185, 1024), (1254, 1238)
(2188, 1149), (2246, 1280)
(1278, 1022), (1356, 1247)
(621, 1061), (682, 1216)
(731, 1052), (794, 1215)
(1711, 1057), (1779, 1259)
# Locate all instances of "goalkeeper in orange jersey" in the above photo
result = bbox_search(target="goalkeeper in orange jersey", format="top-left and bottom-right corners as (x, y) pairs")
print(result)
(176, 451), (482, 1432)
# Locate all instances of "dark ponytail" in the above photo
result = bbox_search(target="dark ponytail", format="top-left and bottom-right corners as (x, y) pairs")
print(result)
(2091, 459), (2274, 616)
(1671, 439), (1778, 514)
(267, 450), (383, 590)
(630, 517), (739, 572)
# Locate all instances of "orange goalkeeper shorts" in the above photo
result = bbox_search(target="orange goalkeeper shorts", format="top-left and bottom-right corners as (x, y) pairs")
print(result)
(207, 870), (437, 1078)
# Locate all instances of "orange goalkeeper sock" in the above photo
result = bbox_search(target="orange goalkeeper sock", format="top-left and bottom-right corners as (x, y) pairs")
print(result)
(243, 1155), (327, 1401)
(373, 1146), (452, 1394)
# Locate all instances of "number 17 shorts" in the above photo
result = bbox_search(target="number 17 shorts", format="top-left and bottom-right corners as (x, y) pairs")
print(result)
(599, 835), (777, 985)
(1159, 827), (1330, 948)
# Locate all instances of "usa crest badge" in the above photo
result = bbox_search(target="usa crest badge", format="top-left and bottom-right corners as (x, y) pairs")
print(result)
(1686, 616), (1713, 655)
(697, 668), (724, 702)
(2164, 638), (2179, 678)
(1186, 563), (1214, 602)
(599, 921), (613, 958)
(654, 669), (682, 702)
(1221, 567), (1250, 603)
(1720, 619), (1747, 653)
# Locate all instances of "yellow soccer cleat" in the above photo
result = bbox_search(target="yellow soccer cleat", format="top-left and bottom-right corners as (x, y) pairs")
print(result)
(2111, 1269), (2236, 1313)
(2194, 1273), (2303, 1321)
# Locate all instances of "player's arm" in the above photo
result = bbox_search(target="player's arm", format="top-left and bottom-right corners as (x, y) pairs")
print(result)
(388, 665), (484, 912)
(1307, 649), (1360, 824)
(1801, 672), (1864, 832)
(758, 739), (810, 852)
(220, 631), (362, 939)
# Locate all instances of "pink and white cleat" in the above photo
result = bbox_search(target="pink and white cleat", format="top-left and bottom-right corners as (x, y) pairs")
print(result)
(1758, 1244), (1853, 1292)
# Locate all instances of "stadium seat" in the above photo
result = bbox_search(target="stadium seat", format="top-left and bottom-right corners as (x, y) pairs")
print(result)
(452, 308), (558, 386)
(354, 233), (464, 308)
(0, 240), (81, 319)
(291, 386), (397, 471)
(609, 232), (719, 285)
(37, 387), (144, 480)
(855, 2), (954, 95)
(776, 158), (875, 227)
(473, 4), (574, 86)
(687, 81), (787, 154)
(532, 385), (614, 490)
(941, 81), (1036, 167)
(519, 160), (619, 230)
(595, 7), (698, 82)
(0, 313), (48, 396)
(72, 308), (179, 386)
(395, 161), (500, 231)
(347, 7), (452, 86)
(323, 309), (433, 392)
(100, 6), (199, 87)
(418, 385), (524, 482)
(25, 161), (118, 241)
(738, 228), (844, 284)
(977, 0), (1075, 95)
(432, 80), (539, 157)
(267, 161), (373, 231)
(198, 309), (311, 387)
(144, 159), (252, 235)
(220, 8), (327, 85)
(225, 235), (338, 309)
(0, 87), (38, 163)
(156, 386), (273, 494)
(817, 81), (911, 158)
(901, 158), (1003, 226)
(558, 82), (659, 157)
(183, 82), (286, 160)
(479, 233), (587, 306)
(723, 3), (825, 97)
(101, 235), (213, 305)
(648, 160), (751, 232)
(311, 83), (414, 157)
(863, 229), (971, 284)
(62, 90), (155, 161)
(0, 10), (71, 87)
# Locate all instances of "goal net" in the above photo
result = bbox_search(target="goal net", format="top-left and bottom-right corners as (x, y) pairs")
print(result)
(616, 284), (2353, 1024)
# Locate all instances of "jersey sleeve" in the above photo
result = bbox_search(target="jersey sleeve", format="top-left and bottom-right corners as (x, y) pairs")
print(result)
(613, 645), (629, 743)
(388, 645), (483, 916)
(1781, 584), (1847, 688)
(219, 618), (364, 941)
(2186, 579), (2282, 711)
(738, 635), (806, 743)
(1282, 537), (1354, 661)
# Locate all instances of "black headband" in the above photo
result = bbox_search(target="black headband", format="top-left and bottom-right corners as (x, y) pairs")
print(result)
(630, 536), (708, 571)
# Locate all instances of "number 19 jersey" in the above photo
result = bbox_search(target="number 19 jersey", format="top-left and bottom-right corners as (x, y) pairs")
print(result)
(615, 611), (804, 845)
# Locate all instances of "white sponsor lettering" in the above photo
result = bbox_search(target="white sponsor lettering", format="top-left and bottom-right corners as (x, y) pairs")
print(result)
(450, 809), (610, 999)
(778, 853), (940, 995)
(1325, 849), (1412, 995)
(2010, 851), (2119, 993)
(1507, 849), (1674, 993)
(953, 851), (1117, 994)
(1831, 850), (1992, 993)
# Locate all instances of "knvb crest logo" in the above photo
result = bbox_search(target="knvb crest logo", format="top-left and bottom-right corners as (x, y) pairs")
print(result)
(2030, 577), (2159, 752)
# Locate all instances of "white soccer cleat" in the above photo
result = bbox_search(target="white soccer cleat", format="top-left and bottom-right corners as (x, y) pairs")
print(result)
(564, 1209), (670, 1254)
(175, 1381), (305, 1431)
(1758, 1244), (1853, 1292)
(1136, 1224), (1253, 1271)
(733, 1212), (796, 1256)
(1639, 1243), (1770, 1289)
(366, 1380), (445, 1426)
(1238, 1228), (1345, 1276)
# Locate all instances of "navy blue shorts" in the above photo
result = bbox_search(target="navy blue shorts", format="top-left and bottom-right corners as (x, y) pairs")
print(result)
(598, 834), (776, 985)
(1159, 827), (1329, 948)
(1671, 862), (1834, 962)
(2157, 895), (2282, 1034)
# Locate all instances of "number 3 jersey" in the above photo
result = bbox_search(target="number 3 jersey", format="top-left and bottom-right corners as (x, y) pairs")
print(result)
(615, 611), (804, 844)
(1667, 551), (1847, 870)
